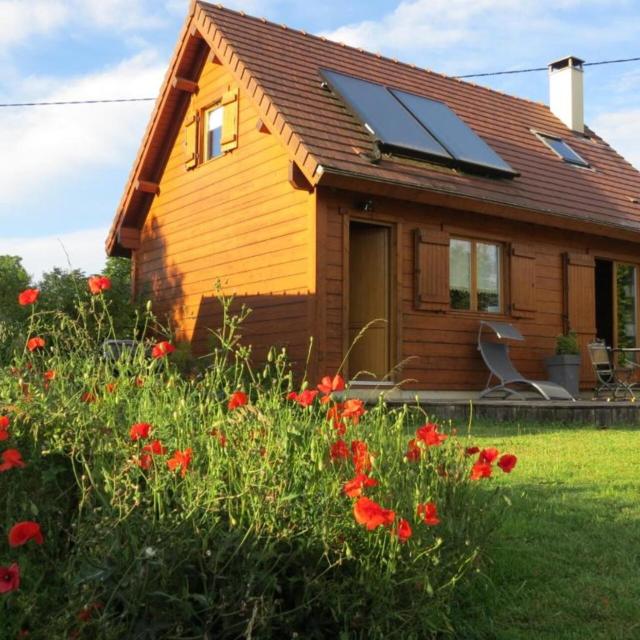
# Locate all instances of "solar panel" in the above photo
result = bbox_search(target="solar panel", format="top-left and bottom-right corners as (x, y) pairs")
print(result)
(537, 133), (589, 167)
(321, 69), (452, 161)
(390, 88), (518, 176)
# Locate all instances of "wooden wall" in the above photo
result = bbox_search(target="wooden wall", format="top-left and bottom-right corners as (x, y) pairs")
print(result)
(134, 59), (316, 368)
(316, 187), (640, 390)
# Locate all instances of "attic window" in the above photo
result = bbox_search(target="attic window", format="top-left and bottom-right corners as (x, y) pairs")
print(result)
(205, 105), (224, 160)
(536, 132), (590, 167)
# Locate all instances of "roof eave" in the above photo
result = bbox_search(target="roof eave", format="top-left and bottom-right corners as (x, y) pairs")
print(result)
(318, 167), (640, 244)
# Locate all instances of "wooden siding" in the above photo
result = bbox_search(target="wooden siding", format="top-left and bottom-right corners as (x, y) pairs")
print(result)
(317, 187), (640, 391)
(135, 59), (316, 369)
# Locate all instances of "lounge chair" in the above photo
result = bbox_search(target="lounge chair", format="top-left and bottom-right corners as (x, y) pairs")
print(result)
(478, 321), (575, 401)
(587, 340), (638, 400)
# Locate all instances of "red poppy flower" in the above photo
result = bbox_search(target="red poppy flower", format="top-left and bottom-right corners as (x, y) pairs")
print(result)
(167, 448), (192, 477)
(416, 423), (447, 446)
(286, 391), (298, 401)
(151, 341), (175, 359)
(0, 430), (7, 442)
(343, 473), (378, 498)
(0, 416), (8, 429)
(293, 389), (319, 407)
(405, 438), (421, 462)
(470, 461), (493, 480)
(351, 439), (372, 474)
(43, 370), (56, 382)
(105, 382), (117, 393)
(326, 404), (346, 435)
(136, 453), (152, 470)
(8, 521), (43, 547)
(417, 502), (440, 526)
(81, 391), (96, 404)
(497, 453), (518, 473)
(129, 422), (151, 441)
(18, 289), (39, 306)
(87, 275), (112, 295)
(77, 601), (104, 622)
(342, 398), (366, 424)
(330, 439), (349, 461)
(465, 446), (480, 456)
(396, 518), (413, 542)
(317, 374), (346, 395)
(142, 439), (167, 455)
(0, 563), (20, 593)
(210, 429), (227, 447)
(227, 391), (248, 410)
(26, 337), (45, 352)
(0, 449), (26, 472)
(134, 377), (144, 387)
(353, 497), (395, 531)
(479, 447), (499, 464)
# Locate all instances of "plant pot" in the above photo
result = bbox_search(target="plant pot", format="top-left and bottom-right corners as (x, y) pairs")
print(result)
(545, 354), (581, 399)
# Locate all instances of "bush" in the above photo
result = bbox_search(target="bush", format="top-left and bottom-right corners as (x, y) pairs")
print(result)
(0, 288), (517, 639)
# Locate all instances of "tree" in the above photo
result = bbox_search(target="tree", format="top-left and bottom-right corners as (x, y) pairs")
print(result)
(0, 255), (31, 324)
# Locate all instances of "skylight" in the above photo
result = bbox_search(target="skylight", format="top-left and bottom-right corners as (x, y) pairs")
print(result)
(320, 69), (518, 178)
(536, 133), (590, 167)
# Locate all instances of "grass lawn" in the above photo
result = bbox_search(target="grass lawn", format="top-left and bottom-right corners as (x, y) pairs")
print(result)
(456, 421), (640, 640)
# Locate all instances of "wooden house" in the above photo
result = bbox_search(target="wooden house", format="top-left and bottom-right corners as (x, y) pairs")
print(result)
(106, 1), (640, 392)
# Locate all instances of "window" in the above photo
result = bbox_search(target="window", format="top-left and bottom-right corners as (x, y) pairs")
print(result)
(450, 238), (502, 312)
(536, 132), (590, 167)
(205, 104), (224, 160)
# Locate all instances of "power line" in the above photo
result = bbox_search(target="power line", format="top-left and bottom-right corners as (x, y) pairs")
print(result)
(454, 55), (640, 79)
(0, 97), (155, 108)
(0, 55), (639, 107)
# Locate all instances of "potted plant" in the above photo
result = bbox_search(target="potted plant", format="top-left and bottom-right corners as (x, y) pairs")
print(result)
(545, 330), (581, 398)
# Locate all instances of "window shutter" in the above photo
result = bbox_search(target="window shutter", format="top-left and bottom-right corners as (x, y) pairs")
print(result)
(414, 226), (450, 311)
(184, 112), (199, 170)
(220, 88), (239, 152)
(510, 244), (536, 319)
(564, 252), (596, 386)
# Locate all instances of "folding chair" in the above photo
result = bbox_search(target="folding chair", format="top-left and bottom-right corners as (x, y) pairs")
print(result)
(587, 341), (637, 400)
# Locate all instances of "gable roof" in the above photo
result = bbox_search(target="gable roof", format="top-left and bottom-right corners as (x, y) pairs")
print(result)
(107, 1), (640, 255)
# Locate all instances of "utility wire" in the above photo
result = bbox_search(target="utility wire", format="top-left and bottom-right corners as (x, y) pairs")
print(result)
(1, 55), (639, 106)
(0, 97), (156, 108)
(454, 55), (640, 79)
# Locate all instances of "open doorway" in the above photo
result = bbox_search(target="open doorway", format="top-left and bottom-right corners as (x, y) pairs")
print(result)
(347, 220), (392, 380)
(595, 258), (638, 348)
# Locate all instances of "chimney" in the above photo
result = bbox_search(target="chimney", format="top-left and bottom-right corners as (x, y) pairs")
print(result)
(548, 56), (585, 133)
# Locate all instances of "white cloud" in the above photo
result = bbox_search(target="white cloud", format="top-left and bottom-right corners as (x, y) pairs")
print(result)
(0, 50), (165, 206)
(0, 226), (109, 280)
(591, 109), (640, 170)
(0, 0), (69, 51)
(79, 0), (165, 31)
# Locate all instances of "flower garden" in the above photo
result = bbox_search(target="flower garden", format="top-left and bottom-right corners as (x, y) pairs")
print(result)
(1, 282), (517, 639)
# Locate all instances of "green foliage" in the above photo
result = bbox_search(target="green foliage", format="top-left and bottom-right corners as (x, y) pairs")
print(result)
(0, 256), (30, 325)
(0, 256), (31, 364)
(555, 330), (580, 355)
(0, 293), (513, 639)
(0, 255), (140, 366)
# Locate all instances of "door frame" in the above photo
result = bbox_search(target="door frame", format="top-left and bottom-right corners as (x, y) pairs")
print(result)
(594, 256), (640, 349)
(342, 213), (401, 381)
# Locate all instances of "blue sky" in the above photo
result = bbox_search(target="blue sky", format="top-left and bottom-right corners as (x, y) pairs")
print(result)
(1, 0), (639, 279)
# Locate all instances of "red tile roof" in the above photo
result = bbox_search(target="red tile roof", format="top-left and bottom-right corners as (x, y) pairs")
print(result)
(107, 1), (640, 254)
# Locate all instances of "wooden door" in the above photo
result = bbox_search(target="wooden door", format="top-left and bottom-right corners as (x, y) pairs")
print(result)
(564, 253), (596, 387)
(348, 222), (391, 380)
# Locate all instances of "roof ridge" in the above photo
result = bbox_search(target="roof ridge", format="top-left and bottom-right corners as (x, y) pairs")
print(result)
(196, 1), (550, 110)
